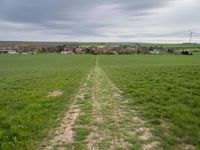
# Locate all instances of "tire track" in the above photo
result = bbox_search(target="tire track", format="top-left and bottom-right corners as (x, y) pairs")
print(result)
(44, 71), (93, 150)
(86, 58), (161, 150)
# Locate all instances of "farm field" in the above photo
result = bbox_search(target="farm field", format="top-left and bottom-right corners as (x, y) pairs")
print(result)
(0, 54), (200, 150)
(100, 55), (200, 149)
(0, 55), (95, 149)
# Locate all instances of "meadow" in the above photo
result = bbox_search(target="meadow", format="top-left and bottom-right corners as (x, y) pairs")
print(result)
(100, 55), (200, 149)
(0, 54), (200, 150)
(0, 54), (95, 149)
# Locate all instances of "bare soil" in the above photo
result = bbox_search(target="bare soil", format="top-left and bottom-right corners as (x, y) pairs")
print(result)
(44, 64), (162, 150)
(48, 90), (63, 97)
(44, 72), (92, 149)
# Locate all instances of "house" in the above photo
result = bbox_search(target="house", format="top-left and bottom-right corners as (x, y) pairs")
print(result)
(74, 47), (84, 54)
(21, 52), (29, 55)
(175, 50), (192, 55)
(61, 50), (74, 54)
(61, 47), (74, 54)
(108, 51), (118, 55)
(136, 46), (148, 54)
(29, 49), (37, 54)
(0, 50), (17, 54)
(149, 49), (160, 55)
(0, 50), (7, 54)
(174, 50), (182, 55)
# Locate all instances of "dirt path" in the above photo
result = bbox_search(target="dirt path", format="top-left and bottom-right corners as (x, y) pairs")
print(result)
(43, 71), (93, 150)
(43, 57), (161, 150)
(85, 60), (161, 150)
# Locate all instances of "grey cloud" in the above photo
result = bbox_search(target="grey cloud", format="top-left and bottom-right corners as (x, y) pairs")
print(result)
(0, 0), (199, 42)
(0, 0), (172, 24)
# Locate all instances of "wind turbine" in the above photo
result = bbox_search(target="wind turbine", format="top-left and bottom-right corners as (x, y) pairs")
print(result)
(189, 30), (193, 43)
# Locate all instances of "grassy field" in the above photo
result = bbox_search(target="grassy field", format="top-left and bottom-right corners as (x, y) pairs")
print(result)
(139, 43), (200, 49)
(100, 55), (200, 149)
(0, 54), (200, 150)
(0, 54), (95, 149)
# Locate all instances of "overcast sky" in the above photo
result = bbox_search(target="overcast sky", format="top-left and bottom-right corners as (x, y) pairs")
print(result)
(0, 0), (199, 43)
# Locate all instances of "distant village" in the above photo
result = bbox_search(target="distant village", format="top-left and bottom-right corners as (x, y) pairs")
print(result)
(0, 49), (37, 55)
(0, 44), (193, 55)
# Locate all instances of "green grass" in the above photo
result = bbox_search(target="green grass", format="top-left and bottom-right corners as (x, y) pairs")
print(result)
(140, 43), (200, 49)
(1, 54), (200, 149)
(73, 128), (91, 141)
(100, 55), (200, 149)
(0, 54), (95, 149)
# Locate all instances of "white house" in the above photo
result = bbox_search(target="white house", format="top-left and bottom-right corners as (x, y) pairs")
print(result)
(0, 50), (17, 54)
(61, 51), (74, 54)
(149, 49), (160, 55)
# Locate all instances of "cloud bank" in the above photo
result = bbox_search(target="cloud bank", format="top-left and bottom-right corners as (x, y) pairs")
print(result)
(0, 0), (199, 43)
